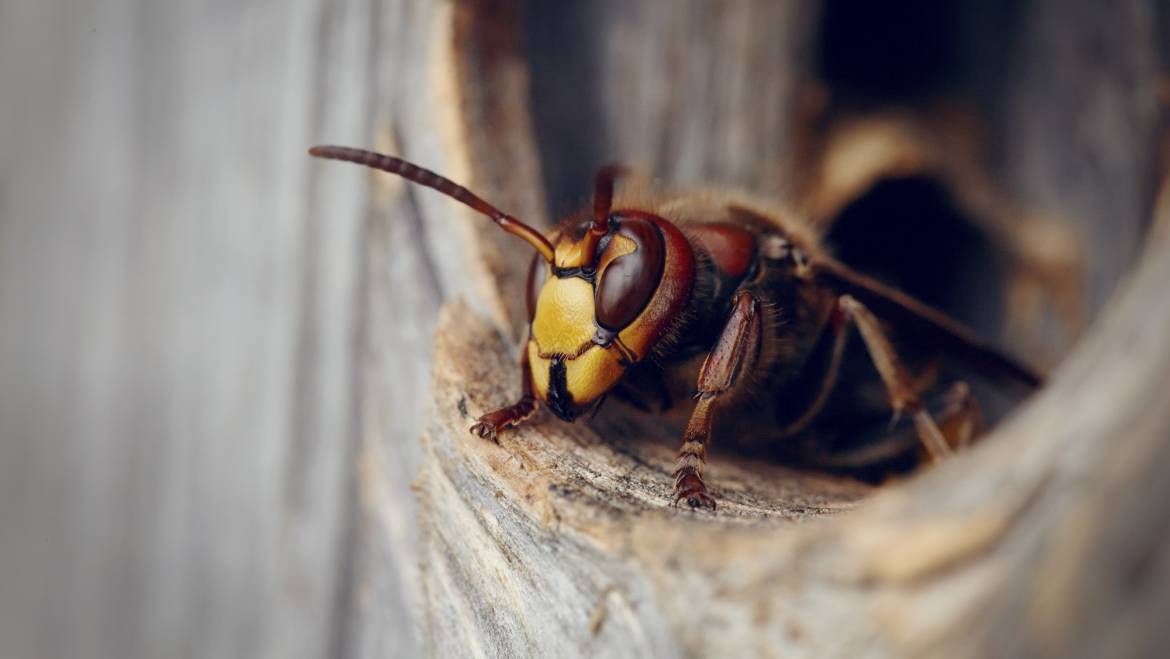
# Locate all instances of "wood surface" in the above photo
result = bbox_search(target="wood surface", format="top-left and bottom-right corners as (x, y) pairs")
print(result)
(1, 1), (1167, 658)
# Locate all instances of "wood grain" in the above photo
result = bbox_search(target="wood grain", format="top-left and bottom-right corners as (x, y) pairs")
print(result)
(0, 1), (378, 657)
(2, 1), (1167, 658)
(407, 1), (1170, 657)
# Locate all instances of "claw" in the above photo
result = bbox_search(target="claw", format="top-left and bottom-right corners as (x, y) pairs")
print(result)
(468, 420), (500, 444)
(681, 490), (717, 510)
(467, 397), (536, 445)
(672, 468), (717, 511)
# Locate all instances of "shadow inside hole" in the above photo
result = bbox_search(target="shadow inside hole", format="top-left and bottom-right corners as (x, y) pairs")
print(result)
(815, 0), (1023, 114)
(803, 176), (1020, 479)
(824, 175), (1008, 337)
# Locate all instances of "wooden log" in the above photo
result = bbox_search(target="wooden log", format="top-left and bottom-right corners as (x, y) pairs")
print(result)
(396, 1), (1170, 657)
(419, 199), (1170, 656)
(2, 1), (1167, 658)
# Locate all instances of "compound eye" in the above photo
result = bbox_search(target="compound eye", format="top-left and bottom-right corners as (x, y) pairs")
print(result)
(525, 252), (547, 321)
(595, 217), (665, 331)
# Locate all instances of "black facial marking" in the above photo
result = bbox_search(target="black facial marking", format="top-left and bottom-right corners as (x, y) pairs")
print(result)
(546, 357), (577, 421)
(550, 265), (596, 281)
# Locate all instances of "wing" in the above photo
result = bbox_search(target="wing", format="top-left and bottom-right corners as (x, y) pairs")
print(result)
(811, 256), (1044, 391)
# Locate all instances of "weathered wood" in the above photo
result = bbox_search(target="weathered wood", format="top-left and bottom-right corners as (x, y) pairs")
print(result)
(3, 1), (1167, 658)
(346, 1), (550, 656)
(352, 2), (820, 656)
(0, 1), (379, 657)
(525, 0), (816, 208)
(405, 1), (1170, 657)
(420, 201), (1170, 656)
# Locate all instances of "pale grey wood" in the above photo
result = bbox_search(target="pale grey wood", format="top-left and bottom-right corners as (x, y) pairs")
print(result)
(526, 0), (814, 211)
(0, 0), (378, 657)
(340, 6), (438, 658)
(996, 0), (1165, 311)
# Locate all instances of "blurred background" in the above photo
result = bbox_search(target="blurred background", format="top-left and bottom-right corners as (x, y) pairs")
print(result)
(1, 1), (1167, 658)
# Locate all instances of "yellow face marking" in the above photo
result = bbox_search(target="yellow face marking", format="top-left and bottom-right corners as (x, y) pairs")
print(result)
(529, 233), (645, 408)
(554, 232), (637, 269)
(554, 238), (590, 269)
(528, 340), (550, 400)
(527, 340), (626, 406)
(563, 345), (626, 404)
(594, 234), (636, 274)
(531, 276), (596, 355)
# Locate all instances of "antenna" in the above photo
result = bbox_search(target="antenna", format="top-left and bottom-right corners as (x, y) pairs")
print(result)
(578, 163), (628, 265)
(308, 145), (555, 262)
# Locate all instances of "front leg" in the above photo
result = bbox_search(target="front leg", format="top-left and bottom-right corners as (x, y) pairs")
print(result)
(674, 289), (764, 510)
(469, 338), (538, 443)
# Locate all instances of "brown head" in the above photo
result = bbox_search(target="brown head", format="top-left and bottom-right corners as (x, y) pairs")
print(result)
(309, 147), (695, 421)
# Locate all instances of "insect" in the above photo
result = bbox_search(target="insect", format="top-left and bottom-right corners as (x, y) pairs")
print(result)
(309, 145), (1042, 510)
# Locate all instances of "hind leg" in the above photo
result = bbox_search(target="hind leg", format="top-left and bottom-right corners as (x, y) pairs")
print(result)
(837, 295), (954, 460)
(811, 380), (985, 470)
(933, 381), (984, 451)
